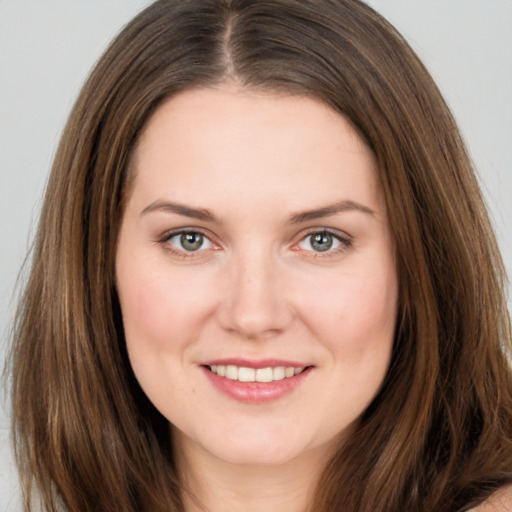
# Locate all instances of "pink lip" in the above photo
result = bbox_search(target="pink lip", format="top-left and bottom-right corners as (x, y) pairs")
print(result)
(201, 358), (310, 369)
(200, 361), (313, 404)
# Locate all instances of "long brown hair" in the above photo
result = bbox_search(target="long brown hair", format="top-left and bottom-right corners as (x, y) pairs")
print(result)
(9, 1), (512, 511)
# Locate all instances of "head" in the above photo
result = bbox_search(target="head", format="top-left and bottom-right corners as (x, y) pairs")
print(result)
(11, 1), (511, 511)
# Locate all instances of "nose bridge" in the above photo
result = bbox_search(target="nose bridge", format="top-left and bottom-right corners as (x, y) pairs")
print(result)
(220, 241), (292, 338)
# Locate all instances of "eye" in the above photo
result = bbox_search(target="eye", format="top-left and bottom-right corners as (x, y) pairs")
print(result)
(166, 231), (214, 252)
(297, 230), (349, 253)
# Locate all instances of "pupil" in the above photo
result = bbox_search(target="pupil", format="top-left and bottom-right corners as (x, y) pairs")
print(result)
(181, 232), (203, 251)
(312, 233), (332, 252)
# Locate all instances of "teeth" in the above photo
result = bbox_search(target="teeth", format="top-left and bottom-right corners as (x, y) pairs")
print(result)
(226, 365), (238, 380)
(209, 364), (305, 382)
(273, 366), (285, 381)
(256, 367), (273, 382)
(238, 367), (255, 382)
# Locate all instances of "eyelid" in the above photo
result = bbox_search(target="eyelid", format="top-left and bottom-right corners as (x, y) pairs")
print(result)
(158, 226), (211, 242)
(292, 227), (353, 255)
(169, 232), (213, 251)
(157, 227), (220, 257)
(294, 226), (352, 242)
(156, 226), (353, 259)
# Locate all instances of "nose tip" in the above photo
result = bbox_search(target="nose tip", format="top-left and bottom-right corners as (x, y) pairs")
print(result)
(217, 257), (293, 339)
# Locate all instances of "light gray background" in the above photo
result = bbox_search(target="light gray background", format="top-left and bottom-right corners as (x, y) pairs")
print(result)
(1, 1), (511, 510)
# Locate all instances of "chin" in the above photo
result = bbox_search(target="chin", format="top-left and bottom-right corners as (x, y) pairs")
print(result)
(202, 424), (322, 467)
(173, 421), (310, 467)
(210, 442), (304, 467)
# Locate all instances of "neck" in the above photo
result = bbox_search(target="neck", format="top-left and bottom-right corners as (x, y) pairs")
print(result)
(173, 432), (333, 512)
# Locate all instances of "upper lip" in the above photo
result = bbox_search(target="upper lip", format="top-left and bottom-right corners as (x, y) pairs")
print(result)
(200, 358), (312, 369)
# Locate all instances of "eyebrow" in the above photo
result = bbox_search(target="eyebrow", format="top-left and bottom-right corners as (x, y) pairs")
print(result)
(287, 200), (375, 224)
(140, 200), (218, 222)
(140, 199), (375, 224)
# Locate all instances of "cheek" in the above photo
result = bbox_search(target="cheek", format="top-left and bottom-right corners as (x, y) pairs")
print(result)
(116, 261), (215, 412)
(116, 260), (216, 350)
(299, 265), (397, 432)
(120, 275), (177, 346)
(299, 264), (398, 357)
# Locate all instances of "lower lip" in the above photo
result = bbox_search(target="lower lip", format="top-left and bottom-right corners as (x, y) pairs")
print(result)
(202, 366), (312, 404)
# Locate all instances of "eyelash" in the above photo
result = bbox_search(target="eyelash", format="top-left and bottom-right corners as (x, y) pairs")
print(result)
(158, 229), (216, 260)
(295, 228), (353, 258)
(157, 228), (353, 259)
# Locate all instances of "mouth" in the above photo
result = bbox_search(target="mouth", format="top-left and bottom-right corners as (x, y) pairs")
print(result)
(200, 360), (313, 403)
(205, 364), (308, 383)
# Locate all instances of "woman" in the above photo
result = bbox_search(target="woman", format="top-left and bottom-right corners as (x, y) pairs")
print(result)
(9, 1), (512, 511)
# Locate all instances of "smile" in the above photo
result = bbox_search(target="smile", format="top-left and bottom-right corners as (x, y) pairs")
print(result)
(208, 364), (306, 383)
(202, 360), (313, 403)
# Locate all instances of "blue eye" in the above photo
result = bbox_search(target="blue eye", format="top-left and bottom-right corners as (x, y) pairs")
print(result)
(167, 231), (213, 252)
(298, 231), (346, 253)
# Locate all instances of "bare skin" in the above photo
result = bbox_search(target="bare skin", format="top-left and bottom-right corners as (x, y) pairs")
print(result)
(117, 86), (396, 511)
(473, 487), (512, 511)
(115, 85), (512, 512)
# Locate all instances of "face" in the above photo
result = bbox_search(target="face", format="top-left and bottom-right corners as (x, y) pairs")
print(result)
(116, 87), (398, 468)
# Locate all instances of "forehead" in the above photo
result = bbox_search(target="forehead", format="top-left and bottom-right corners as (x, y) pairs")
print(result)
(129, 86), (383, 216)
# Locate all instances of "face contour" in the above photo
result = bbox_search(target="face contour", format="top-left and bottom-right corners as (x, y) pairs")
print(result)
(116, 87), (398, 468)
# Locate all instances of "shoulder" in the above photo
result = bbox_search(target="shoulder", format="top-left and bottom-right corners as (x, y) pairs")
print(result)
(470, 486), (512, 511)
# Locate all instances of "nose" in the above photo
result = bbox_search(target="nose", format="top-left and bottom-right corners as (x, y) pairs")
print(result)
(217, 246), (294, 339)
